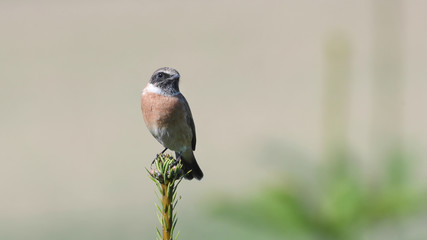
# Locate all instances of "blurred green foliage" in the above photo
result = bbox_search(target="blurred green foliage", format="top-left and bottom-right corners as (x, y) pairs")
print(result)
(211, 149), (427, 240)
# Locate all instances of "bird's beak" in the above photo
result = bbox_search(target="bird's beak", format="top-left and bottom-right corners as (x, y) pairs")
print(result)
(169, 73), (180, 81)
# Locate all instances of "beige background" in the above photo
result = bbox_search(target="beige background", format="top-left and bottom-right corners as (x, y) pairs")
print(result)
(1, 1), (426, 239)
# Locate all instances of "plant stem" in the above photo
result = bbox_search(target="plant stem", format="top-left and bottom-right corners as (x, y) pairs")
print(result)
(161, 180), (173, 240)
(148, 154), (184, 240)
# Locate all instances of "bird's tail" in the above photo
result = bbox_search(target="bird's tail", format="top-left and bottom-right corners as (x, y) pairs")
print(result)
(176, 151), (203, 180)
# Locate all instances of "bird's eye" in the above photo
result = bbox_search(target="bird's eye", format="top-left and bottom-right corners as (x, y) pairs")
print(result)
(157, 73), (163, 78)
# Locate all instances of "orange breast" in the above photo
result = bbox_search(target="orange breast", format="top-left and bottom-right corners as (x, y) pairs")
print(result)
(141, 91), (184, 129)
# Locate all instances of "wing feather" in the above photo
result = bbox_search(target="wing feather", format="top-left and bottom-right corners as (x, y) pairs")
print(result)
(179, 94), (196, 150)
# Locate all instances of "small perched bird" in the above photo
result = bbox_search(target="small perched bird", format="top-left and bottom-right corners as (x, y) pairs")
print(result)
(141, 67), (203, 180)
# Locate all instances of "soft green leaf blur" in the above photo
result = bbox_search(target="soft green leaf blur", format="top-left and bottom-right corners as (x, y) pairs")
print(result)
(211, 150), (427, 240)
(1, 1), (427, 240)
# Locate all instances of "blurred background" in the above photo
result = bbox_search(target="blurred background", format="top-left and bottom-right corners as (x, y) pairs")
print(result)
(1, 0), (426, 239)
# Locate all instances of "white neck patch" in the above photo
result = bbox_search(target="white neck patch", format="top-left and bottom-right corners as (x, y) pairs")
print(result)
(143, 83), (179, 96)
(145, 83), (164, 94)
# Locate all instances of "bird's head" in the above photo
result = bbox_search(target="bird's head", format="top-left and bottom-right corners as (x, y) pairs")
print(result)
(150, 67), (180, 95)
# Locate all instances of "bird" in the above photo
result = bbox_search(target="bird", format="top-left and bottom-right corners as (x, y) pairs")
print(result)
(141, 67), (203, 180)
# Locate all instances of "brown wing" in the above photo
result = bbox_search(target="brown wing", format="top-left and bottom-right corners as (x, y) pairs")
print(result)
(179, 94), (196, 150)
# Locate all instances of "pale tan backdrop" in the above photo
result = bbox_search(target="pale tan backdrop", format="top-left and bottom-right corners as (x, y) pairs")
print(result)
(1, 1), (426, 239)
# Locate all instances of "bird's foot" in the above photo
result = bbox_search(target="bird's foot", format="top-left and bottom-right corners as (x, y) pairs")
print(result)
(172, 152), (182, 167)
(151, 155), (157, 166)
(160, 148), (168, 154)
(151, 148), (168, 165)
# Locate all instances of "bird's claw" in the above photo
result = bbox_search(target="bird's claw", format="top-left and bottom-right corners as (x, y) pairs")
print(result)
(171, 152), (182, 167)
